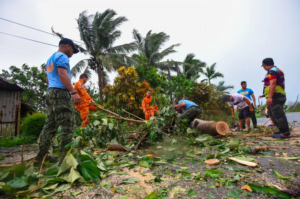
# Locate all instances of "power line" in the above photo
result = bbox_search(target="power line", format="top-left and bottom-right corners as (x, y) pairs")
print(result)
(0, 17), (84, 44)
(0, 31), (58, 47)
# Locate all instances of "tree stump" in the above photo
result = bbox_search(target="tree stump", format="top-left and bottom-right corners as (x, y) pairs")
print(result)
(191, 119), (228, 136)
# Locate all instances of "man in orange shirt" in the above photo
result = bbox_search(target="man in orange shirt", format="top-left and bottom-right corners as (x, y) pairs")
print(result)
(74, 74), (97, 127)
(142, 90), (158, 120)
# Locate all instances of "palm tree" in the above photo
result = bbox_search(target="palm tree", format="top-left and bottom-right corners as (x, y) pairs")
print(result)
(201, 63), (224, 85)
(214, 81), (234, 94)
(175, 53), (206, 80)
(52, 10), (137, 104)
(132, 29), (180, 70)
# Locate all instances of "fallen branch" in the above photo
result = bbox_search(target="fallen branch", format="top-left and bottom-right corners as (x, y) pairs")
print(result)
(134, 132), (149, 151)
(0, 155), (36, 168)
(93, 103), (144, 123)
(122, 109), (145, 121)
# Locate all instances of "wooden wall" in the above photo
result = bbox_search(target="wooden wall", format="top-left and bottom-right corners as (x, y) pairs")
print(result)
(0, 90), (21, 137)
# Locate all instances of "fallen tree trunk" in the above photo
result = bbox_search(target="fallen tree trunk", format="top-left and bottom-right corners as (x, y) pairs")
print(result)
(191, 119), (228, 136)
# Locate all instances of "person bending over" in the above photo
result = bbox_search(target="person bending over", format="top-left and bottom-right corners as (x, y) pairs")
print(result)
(223, 94), (254, 131)
(173, 99), (201, 126)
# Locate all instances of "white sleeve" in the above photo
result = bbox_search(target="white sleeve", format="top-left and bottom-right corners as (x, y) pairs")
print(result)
(237, 94), (244, 102)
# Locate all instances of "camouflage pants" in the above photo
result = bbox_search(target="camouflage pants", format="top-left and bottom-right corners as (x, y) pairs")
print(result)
(35, 89), (76, 162)
(179, 106), (201, 125)
(267, 93), (289, 134)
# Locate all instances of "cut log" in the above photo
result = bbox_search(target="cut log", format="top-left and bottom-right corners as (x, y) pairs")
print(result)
(191, 119), (228, 136)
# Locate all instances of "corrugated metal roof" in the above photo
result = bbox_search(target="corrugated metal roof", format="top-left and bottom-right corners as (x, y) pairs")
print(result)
(0, 77), (24, 91)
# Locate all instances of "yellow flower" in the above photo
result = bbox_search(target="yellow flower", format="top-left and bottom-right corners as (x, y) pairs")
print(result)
(130, 96), (135, 101)
(146, 154), (152, 158)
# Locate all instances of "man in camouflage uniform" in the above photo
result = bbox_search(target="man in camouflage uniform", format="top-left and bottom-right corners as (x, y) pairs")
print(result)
(261, 58), (290, 139)
(35, 38), (81, 163)
(174, 99), (201, 125)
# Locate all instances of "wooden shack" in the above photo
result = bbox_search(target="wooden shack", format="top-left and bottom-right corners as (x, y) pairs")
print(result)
(0, 77), (23, 137)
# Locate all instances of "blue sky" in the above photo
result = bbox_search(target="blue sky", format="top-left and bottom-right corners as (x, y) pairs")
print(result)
(0, 0), (299, 104)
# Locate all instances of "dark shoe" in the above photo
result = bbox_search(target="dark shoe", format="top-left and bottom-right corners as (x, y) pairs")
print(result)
(273, 131), (281, 134)
(253, 126), (258, 129)
(272, 134), (290, 139)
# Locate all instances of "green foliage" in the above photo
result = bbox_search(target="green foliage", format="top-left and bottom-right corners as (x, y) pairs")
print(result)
(85, 82), (100, 101)
(0, 64), (47, 110)
(167, 75), (194, 100)
(185, 81), (230, 121)
(201, 63), (224, 85)
(104, 67), (153, 116)
(214, 81), (234, 94)
(135, 64), (167, 89)
(0, 136), (36, 148)
(54, 9), (137, 104)
(177, 53), (206, 80)
(132, 29), (180, 69)
(21, 113), (46, 138)
(248, 183), (291, 199)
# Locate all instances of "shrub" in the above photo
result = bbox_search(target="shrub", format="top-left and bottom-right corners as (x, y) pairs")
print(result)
(0, 136), (36, 148)
(21, 113), (46, 138)
(104, 66), (154, 116)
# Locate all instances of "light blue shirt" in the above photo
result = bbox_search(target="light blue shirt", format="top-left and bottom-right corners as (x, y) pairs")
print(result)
(178, 100), (198, 111)
(45, 52), (71, 89)
(237, 88), (253, 102)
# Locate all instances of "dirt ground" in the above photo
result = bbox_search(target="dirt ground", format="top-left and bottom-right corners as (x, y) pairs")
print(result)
(1, 129), (300, 199)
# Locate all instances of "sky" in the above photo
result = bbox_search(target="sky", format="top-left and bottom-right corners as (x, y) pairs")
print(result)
(0, 0), (299, 104)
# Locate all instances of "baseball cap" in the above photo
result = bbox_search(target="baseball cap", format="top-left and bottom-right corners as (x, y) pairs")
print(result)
(59, 38), (79, 54)
(262, 58), (274, 66)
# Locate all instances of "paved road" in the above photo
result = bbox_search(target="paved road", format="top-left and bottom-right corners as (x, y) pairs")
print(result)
(257, 112), (300, 127)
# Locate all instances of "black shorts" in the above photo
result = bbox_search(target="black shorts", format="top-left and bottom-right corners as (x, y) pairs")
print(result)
(238, 106), (251, 120)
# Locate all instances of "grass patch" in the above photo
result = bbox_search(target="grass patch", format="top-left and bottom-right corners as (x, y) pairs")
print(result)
(0, 136), (36, 148)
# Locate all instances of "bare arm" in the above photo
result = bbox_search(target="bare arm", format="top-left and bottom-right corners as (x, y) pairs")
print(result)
(174, 102), (186, 109)
(243, 97), (253, 111)
(251, 93), (256, 107)
(58, 68), (76, 93)
(230, 106), (234, 116)
(230, 106), (235, 120)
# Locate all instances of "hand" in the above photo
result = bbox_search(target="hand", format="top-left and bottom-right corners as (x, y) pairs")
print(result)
(91, 101), (96, 105)
(259, 95), (263, 98)
(249, 107), (254, 112)
(232, 115), (235, 121)
(266, 98), (273, 107)
(72, 93), (81, 105)
(253, 104), (256, 109)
